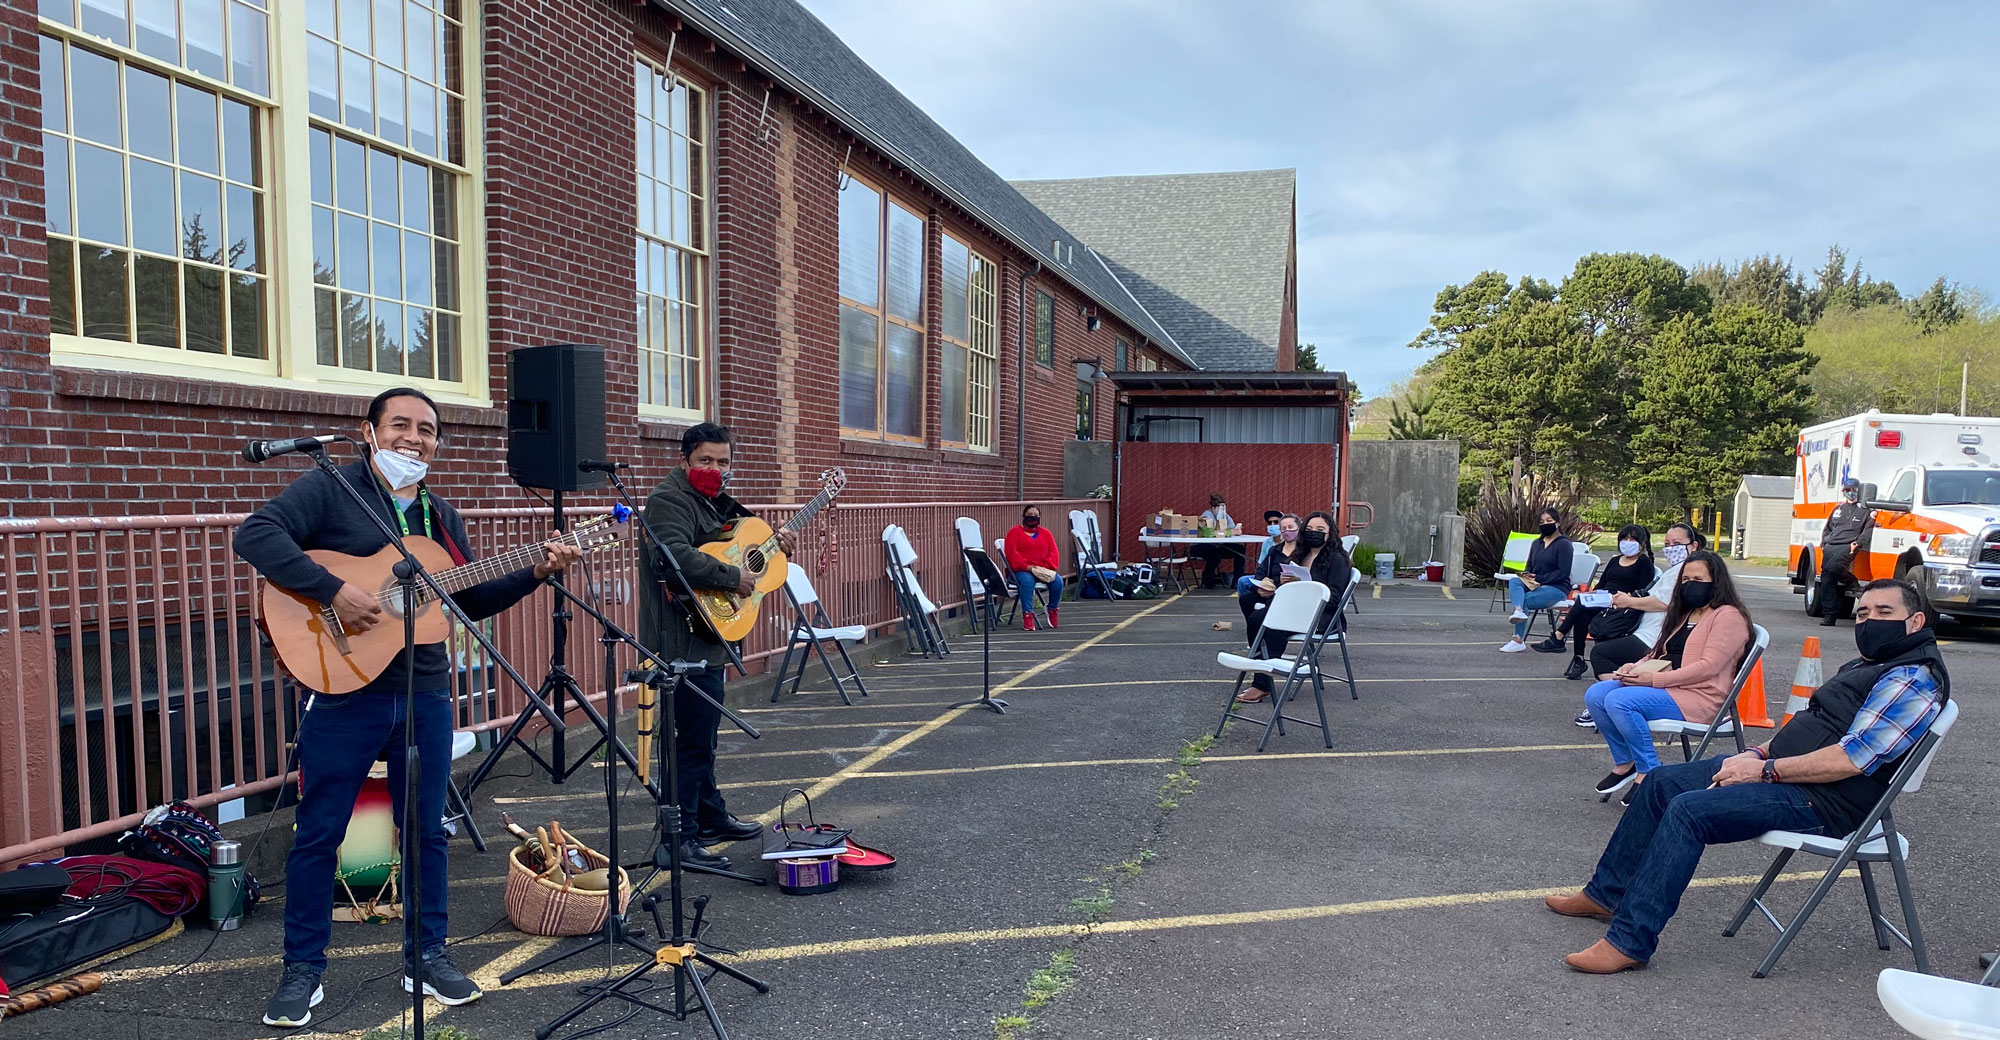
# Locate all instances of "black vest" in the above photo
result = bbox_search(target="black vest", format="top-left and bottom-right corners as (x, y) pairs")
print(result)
(1768, 639), (1949, 837)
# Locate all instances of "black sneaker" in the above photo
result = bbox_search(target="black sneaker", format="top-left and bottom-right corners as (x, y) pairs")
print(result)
(1574, 709), (1596, 728)
(1620, 785), (1637, 807)
(1564, 658), (1590, 681)
(405, 948), (481, 1006)
(262, 964), (324, 1027)
(1531, 636), (1567, 653)
(1594, 770), (1636, 796)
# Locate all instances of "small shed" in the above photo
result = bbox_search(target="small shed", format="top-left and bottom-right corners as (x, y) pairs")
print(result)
(1732, 475), (1793, 559)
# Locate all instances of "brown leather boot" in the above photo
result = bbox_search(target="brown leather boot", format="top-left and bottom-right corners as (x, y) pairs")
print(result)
(1564, 939), (1646, 974)
(1543, 891), (1613, 922)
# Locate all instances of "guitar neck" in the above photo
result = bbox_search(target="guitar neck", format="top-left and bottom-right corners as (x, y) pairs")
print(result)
(760, 486), (840, 551)
(425, 530), (584, 597)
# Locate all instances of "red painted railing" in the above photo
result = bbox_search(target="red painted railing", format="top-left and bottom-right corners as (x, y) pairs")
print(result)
(0, 499), (1107, 861)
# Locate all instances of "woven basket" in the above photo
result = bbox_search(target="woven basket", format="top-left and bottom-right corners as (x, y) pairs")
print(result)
(503, 843), (631, 937)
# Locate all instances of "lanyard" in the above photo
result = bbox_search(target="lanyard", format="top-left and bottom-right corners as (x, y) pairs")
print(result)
(393, 486), (435, 540)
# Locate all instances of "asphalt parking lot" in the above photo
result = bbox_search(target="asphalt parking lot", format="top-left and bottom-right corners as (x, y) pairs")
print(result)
(16, 572), (1996, 1040)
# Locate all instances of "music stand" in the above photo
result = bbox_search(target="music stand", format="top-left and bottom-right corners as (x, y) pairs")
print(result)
(954, 548), (1010, 714)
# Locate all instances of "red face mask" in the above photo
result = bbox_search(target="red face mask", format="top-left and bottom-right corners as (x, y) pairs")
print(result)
(687, 467), (725, 498)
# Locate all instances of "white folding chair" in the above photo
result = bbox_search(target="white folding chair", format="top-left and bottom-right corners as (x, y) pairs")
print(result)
(1878, 966), (2000, 1040)
(1723, 698), (1960, 977)
(769, 563), (871, 705)
(883, 524), (949, 658)
(1214, 580), (1334, 753)
(1340, 534), (1361, 613)
(1537, 542), (1603, 639)
(995, 537), (1052, 621)
(1487, 534), (1538, 611)
(1647, 623), (1767, 760)
(1069, 510), (1122, 599)
(1278, 569), (1362, 701)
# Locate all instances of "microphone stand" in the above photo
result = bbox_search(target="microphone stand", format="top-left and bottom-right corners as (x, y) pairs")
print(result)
(288, 443), (547, 1038)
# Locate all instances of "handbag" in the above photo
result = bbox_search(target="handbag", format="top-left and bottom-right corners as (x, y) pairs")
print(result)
(1587, 607), (1642, 641)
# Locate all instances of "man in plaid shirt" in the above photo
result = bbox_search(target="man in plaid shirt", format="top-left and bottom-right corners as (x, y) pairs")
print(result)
(1545, 578), (1950, 973)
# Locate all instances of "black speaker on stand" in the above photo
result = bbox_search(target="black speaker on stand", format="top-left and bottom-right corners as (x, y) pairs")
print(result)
(460, 343), (617, 806)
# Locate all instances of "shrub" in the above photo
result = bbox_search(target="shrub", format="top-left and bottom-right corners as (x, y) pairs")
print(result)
(1465, 471), (1586, 584)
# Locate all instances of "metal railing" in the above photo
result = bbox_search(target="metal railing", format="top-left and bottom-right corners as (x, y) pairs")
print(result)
(0, 498), (1107, 861)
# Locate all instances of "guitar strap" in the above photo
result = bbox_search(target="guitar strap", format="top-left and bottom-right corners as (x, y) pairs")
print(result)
(390, 485), (470, 567)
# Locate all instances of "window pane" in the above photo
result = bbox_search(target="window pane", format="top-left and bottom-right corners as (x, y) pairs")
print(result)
(41, 0), (74, 27)
(941, 236), (969, 342)
(315, 288), (337, 364)
(407, 306), (433, 378)
(376, 65), (405, 146)
(372, 223), (399, 294)
(133, 0), (178, 62)
(339, 292), (370, 369)
(72, 49), (121, 147)
(188, 264), (229, 353)
(342, 49), (373, 130)
(311, 205), (335, 284)
(184, 0), (225, 81)
(837, 179), (879, 306)
(222, 99), (255, 183)
(434, 312), (458, 380)
(885, 205), (923, 324)
(406, 80), (436, 157)
(43, 134), (70, 236)
(838, 305), (878, 431)
(374, 0), (403, 66)
(40, 37), (65, 133)
(334, 134), (365, 211)
(374, 300), (403, 374)
(406, 3), (434, 81)
(429, 172), (455, 239)
(336, 212), (368, 290)
(178, 171), (222, 261)
(74, 144), (125, 244)
(49, 239), (76, 335)
(635, 176), (653, 239)
(230, 274), (263, 357)
(134, 254), (180, 348)
(79, 0), (127, 48)
(307, 36), (339, 120)
(942, 343), (966, 444)
(400, 159), (428, 232)
(1035, 293), (1054, 365)
(175, 84), (219, 174)
(403, 229), (430, 303)
(80, 247), (130, 339)
(370, 148), (398, 220)
(127, 68), (173, 160)
(338, 0), (369, 46)
(230, 3), (269, 95)
(225, 184), (258, 270)
(308, 0), (334, 36)
(884, 323), (922, 438)
(432, 240), (456, 308)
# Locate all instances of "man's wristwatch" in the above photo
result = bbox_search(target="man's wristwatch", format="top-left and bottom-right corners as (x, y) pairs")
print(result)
(1762, 758), (1780, 783)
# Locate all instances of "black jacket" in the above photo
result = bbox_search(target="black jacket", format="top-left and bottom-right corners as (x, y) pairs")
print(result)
(1263, 542), (1353, 633)
(1524, 536), (1575, 593)
(233, 460), (542, 695)
(1820, 501), (1875, 551)
(638, 469), (753, 666)
(1768, 639), (1949, 837)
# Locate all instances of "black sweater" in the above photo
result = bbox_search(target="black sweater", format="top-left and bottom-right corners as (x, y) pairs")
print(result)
(233, 460), (543, 695)
(1597, 556), (1655, 596)
(1524, 536), (1575, 593)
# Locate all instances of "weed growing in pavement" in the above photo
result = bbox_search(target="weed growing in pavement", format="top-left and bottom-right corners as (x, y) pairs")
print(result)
(993, 1014), (1032, 1040)
(1022, 950), (1077, 1009)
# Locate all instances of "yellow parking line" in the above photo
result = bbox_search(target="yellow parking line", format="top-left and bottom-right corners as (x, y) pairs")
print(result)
(1441, 586), (1457, 600)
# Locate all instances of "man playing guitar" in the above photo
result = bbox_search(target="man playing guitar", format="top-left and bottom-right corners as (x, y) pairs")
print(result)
(638, 422), (793, 870)
(234, 388), (580, 1027)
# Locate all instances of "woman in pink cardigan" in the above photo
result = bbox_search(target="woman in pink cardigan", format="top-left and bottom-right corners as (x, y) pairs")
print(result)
(1585, 551), (1753, 803)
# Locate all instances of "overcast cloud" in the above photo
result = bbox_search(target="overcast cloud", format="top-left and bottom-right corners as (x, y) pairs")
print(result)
(798, 0), (2000, 399)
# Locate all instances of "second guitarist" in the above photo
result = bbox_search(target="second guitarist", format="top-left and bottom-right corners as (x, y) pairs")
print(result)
(639, 422), (794, 870)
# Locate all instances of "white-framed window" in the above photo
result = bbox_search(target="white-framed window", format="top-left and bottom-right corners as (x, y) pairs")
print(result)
(39, 0), (486, 399)
(838, 174), (924, 441)
(940, 233), (995, 451)
(633, 58), (708, 420)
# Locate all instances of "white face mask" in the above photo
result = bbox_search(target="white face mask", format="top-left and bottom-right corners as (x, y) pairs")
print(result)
(1661, 543), (1690, 568)
(369, 429), (430, 490)
(1618, 540), (1642, 558)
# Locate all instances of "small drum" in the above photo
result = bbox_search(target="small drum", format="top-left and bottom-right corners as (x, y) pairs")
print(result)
(776, 856), (839, 896)
(333, 772), (401, 922)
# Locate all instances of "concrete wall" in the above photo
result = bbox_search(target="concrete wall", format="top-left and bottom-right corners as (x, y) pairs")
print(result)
(1064, 439), (1115, 499)
(1347, 440), (1461, 566)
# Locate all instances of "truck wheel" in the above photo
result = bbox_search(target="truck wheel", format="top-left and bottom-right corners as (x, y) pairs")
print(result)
(1801, 550), (1821, 617)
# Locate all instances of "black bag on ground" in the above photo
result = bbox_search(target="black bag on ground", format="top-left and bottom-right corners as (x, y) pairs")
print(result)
(1587, 607), (1642, 642)
(0, 895), (179, 990)
(0, 864), (71, 917)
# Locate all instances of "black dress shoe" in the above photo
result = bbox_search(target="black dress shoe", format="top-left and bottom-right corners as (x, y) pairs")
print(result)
(1819, 615), (1838, 627)
(1563, 657), (1589, 681)
(678, 841), (733, 870)
(695, 815), (764, 844)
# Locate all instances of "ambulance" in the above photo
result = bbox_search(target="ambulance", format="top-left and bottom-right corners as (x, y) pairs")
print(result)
(1791, 411), (2000, 620)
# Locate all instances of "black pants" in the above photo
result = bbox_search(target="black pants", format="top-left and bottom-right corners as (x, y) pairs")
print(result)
(1590, 634), (1652, 680)
(1561, 605), (1604, 658)
(1194, 545), (1244, 585)
(1250, 618), (1343, 691)
(673, 664), (730, 834)
(1815, 546), (1855, 619)
(1238, 586), (1268, 646)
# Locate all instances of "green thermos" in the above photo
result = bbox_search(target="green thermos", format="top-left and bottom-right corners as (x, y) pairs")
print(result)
(208, 839), (245, 931)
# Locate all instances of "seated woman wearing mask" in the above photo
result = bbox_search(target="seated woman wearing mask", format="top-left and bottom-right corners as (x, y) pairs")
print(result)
(1238, 514), (1301, 642)
(1003, 506), (1065, 631)
(1583, 550), (1752, 803)
(1500, 509), (1575, 653)
(1535, 524), (1656, 680)
(1236, 511), (1351, 703)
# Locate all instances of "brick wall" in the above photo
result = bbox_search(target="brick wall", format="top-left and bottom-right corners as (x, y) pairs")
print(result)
(1119, 441), (1337, 545)
(0, 0), (1160, 520)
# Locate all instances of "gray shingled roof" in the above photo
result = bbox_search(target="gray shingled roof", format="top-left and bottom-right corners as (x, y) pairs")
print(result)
(1740, 475), (1792, 499)
(655, 0), (1197, 368)
(1013, 170), (1296, 371)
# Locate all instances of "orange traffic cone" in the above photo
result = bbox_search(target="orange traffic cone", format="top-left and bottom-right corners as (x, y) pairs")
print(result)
(1737, 659), (1776, 728)
(1781, 636), (1822, 726)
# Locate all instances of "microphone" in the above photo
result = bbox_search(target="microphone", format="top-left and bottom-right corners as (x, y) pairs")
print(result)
(578, 459), (629, 473)
(243, 435), (347, 462)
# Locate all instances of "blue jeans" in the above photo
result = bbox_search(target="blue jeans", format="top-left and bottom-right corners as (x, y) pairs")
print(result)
(1584, 681), (1685, 773)
(284, 688), (454, 972)
(1583, 757), (1826, 962)
(1507, 579), (1566, 638)
(1014, 571), (1063, 615)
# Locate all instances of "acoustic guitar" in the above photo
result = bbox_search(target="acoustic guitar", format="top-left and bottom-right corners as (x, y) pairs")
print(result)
(260, 512), (629, 694)
(684, 468), (846, 643)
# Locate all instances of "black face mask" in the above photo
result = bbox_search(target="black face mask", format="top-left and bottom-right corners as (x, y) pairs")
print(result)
(1539, 522), (1558, 536)
(1678, 580), (1714, 609)
(1301, 529), (1328, 549)
(1855, 618), (1919, 661)
(1022, 516), (1040, 529)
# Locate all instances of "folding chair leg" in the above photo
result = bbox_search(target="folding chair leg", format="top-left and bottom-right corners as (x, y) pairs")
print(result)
(1680, 733), (1693, 761)
(831, 638), (871, 699)
(1256, 674), (1298, 753)
(1753, 846), (1857, 978)
(769, 632), (806, 702)
(1309, 668), (1332, 749)
(1857, 861), (1893, 951)
(808, 639), (855, 706)
(1724, 848), (1795, 937)
(1885, 829), (1930, 973)
(1341, 639), (1357, 700)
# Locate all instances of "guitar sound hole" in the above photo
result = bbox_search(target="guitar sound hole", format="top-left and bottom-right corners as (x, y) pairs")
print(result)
(745, 548), (766, 574)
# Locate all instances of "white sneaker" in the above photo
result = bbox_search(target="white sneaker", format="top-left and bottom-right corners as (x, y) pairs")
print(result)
(1500, 639), (1528, 653)
(1509, 609), (1529, 622)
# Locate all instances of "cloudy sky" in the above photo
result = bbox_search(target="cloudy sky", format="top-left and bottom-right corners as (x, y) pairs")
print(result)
(798, 0), (2000, 400)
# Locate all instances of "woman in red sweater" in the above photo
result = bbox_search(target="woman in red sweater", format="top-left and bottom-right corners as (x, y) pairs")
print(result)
(1004, 505), (1064, 630)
